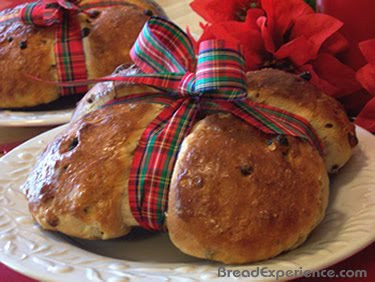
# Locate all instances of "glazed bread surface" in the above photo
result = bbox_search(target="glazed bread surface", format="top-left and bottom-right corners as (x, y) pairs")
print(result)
(23, 102), (164, 239)
(168, 113), (329, 264)
(23, 67), (358, 264)
(246, 68), (358, 173)
(0, 0), (165, 108)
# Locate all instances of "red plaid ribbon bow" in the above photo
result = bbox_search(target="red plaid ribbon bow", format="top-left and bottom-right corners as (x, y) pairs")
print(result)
(52, 17), (324, 231)
(0, 0), (134, 95)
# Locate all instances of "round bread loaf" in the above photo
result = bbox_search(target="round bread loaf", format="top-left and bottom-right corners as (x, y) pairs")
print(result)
(246, 68), (358, 173)
(23, 67), (354, 264)
(23, 102), (164, 239)
(167, 113), (329, 264)
(0, 0), (165, 108)
(23, 105), (329, 263)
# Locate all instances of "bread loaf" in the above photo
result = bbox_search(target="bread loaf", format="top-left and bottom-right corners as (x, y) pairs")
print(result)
(246, 69), (357, 173)
(23, 67), (356, 263)
(168, 113), (328, 264)
(0, 0), (165, 108)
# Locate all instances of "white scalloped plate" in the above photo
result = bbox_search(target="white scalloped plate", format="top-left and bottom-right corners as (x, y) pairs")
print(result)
(0, 109), (72, 127)
(0, 125), (374, 282)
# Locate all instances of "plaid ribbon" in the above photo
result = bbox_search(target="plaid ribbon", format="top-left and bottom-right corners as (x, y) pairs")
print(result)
(45, 17), (324, 231)
(0, 0), (138, 96)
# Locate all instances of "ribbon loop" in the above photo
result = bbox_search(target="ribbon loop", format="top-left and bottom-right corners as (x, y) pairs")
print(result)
(130, 17), (196, 74)
(195, 40), (248, 100)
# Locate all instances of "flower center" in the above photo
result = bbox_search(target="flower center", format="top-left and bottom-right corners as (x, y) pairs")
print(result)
(261, 56), (296, 73)
(235, 1), (260, 21)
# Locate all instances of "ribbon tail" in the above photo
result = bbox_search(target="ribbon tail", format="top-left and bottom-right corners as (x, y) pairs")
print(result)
(128, 98), (199, 231)
(26, 73), (186, 94)
(0, 8), (21, 25)
(212, 100), (324, 154)
(54, 9), (88, 95)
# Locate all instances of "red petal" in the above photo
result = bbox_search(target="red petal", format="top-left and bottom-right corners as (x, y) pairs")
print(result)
(321, 32), (348, 54)
(209, 22), (263, 49)
(291, 14), (343, 58)
(245, 8), (264, 29)
(356, 64), (375, 96)
(275, 37), (315, 66)
(339, 90), (373, 116)
(359, 39), (375, 66)
(208, 21), (264, 69)
(356, 97), (375, 133)
(190, 0), (236, 23)
(190, 0), (255, 23)
(261, 0), (313, 48)
(299, 64), (339, 96)
(257, 16), (276, 53)
(311, 53), (361, 97)
(197, 25), (215, 42)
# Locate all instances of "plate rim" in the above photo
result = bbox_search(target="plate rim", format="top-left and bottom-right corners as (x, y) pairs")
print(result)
(0, 109), (73, 127)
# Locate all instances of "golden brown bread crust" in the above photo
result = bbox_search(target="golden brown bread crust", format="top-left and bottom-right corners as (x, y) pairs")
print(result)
(0, 4), (58, 108)
(23, 102), (164, 239)
(0, 0), (165, 108)
(168, 113), (329, 264)
(246, 68), (357, 173)
(22, 67), (342, 263)
(72, 64), (159, 121)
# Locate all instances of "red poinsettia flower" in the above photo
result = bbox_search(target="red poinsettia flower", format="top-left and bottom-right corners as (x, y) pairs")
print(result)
(190, 0), (260, 23)
(190, 0), (361, 98)
(355, 39), (375, 132)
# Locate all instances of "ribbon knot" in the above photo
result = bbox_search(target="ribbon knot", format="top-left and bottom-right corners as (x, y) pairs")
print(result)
(20, 0), (80, 27)
(177, 41), (248, 100)
(178, 72), (197, 97)
(129, 19), (248, 101)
